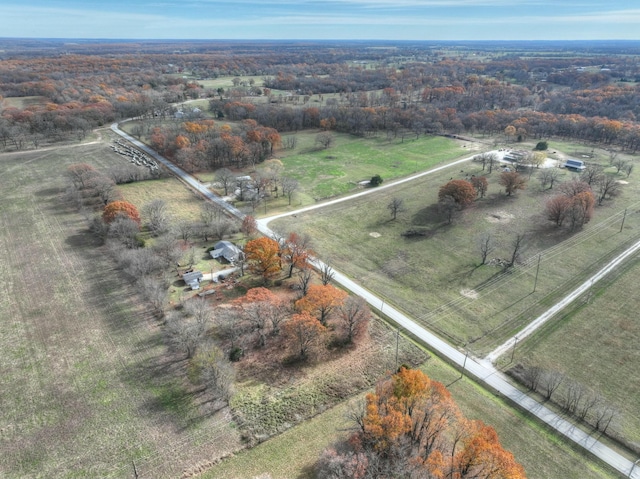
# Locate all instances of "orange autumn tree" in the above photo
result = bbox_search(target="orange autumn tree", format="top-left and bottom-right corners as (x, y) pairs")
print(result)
(232, 287), (289, 346)
(318, 367), (526, 479)
(244, 237), (281, 283)
(295, 284), (347, 326)
(102, 200), (141, 225)
(282, 311), (326, 358)
(282, 232), (314, 278)
(438, 179), (477, 207)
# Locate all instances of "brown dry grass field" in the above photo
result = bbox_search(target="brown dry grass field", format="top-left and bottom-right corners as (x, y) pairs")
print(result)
(0, 140), (243, 478)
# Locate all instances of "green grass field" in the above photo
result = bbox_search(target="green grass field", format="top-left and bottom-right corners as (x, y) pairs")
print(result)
(277, 133), (472, 200)
(0, 142), (241, 478)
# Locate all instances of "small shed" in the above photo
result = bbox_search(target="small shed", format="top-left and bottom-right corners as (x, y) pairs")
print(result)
(564, 159), (586, 171)
(182, 271), (203, 290)
(210, 241), (243, 264)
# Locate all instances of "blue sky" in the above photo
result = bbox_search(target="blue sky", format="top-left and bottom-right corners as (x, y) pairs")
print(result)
(1, 1), (639, 40)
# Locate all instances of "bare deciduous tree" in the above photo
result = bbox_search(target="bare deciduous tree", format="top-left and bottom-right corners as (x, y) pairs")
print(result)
(538, 168), (561, 190)
(188, 341), (234, 404)
(596, 174), (621, 205)
(475, 152), (498, 173)
(174, 221), (196, 242)
(297, 268), (312, 297)
(138, 276), (168, 315)
(477, 233), (495, 265)
(216, 167), (236, 196)
(522, 364), (543, 391)
(282, 135), (298, 150)
(580, 164), (604, 186)
(509, 233), (526, 267)
(200, 202), (222, 227)
(108, 215), (140, 248)
(214, 307), (248, 359)
(152, 234), (182, 267)
(164, 311), (205, 359)
(337, 296), (371, 343)
(594, 402), (617, 433)
(387, 197), (406, 221)
(438, 195), (457, 224)
(320, 262), (335, 286)
(315, 131), (334, 149)
(281, 177), (299, 205)
(184, 297), (212, 325)
(143, 198), (171, 236)
(541, 370), (564, 400)
(611, 157), (629, 174)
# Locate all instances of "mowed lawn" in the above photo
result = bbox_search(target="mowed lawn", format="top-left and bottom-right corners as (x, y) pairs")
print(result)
(204, 354), (620, 479)
(0, 143), (241, 478)
(512, 254), (640, 448)
(278, 133), (474, 200)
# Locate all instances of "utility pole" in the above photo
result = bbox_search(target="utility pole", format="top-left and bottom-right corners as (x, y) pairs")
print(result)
(460, 349), (469, 379)
(533, 254), (542, 293)
(395, 328), (400, 371)
(510, 336), (518, 363)
(629, 458), (640, 478)
(620, 208), (628, 233)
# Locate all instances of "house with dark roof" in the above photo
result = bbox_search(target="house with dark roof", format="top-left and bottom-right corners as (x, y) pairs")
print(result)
(210, 241), (243, 264)
(182, 271), (203, 290)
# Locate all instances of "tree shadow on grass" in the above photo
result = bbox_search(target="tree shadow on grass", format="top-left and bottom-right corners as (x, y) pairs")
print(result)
(34, 186), (63, 197)
(62, 222), (217, 430)
(411, 203), (443, 227)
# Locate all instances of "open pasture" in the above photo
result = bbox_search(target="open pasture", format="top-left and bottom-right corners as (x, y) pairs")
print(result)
(510, 254), (640, 449)
(118, 177), (205, 222)
(271, 143), (640, 354)
(277, 133), (473, 200)
(0, 143), (241, 478)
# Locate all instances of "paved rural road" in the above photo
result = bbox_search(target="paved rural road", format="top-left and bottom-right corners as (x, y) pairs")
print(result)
(111, 122), (640, 478)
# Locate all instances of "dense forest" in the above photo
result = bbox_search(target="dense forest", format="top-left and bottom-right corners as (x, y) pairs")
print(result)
(2, 39), (640, 153)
